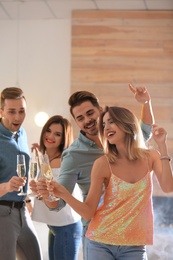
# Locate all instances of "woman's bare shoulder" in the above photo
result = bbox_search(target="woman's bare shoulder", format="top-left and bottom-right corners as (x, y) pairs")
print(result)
(94, 155), (108, 165)
(93, 155), (110, 173)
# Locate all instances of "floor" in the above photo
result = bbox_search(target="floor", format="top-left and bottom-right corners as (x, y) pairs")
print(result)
(147, 227), (173, 260)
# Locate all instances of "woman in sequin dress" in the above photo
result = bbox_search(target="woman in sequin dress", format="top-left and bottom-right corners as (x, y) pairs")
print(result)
(48, 106), (173, 260)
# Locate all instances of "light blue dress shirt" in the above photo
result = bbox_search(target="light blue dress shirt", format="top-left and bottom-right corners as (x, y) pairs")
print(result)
(0, 122), (30, 201)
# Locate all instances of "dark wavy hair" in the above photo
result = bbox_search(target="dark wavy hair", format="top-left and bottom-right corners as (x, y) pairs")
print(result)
(68, 91), (100, 117)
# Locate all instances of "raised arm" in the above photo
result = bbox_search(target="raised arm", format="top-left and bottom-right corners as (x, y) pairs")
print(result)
(129, 83), (154, 141)
(151, 124), (173, 193)
(129, 83), (155, 125)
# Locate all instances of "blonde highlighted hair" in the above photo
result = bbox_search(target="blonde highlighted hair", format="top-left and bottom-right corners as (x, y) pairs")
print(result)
(99, 106), (149, 163)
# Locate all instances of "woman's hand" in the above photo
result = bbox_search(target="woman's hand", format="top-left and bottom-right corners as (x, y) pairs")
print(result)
(31, 143), (40, 153)
(47, 180), (67, 199)
(152, 124), (167, 145)
(29, 180), (38, 195)
(36, 178), (49, 199)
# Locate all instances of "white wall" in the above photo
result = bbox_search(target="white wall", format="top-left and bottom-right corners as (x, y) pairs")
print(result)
(0, 17), (79, 259)
(0, 19), (74, 258)
(0, 18), (72, 147)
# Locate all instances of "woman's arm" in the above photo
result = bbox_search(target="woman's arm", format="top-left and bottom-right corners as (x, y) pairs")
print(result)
(48, 157), (106, 220)
(151, 125), (173, 193)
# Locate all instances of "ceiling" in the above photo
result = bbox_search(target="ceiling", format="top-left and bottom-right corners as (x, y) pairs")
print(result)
(0, 0), (173, 20)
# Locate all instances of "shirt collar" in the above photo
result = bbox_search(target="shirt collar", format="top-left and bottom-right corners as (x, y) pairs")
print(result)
(79, 130), (97, 147)
(0, 120), (21, 138)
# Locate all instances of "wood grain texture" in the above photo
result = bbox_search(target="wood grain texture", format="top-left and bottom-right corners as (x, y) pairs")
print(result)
(71, 11), (173, 195)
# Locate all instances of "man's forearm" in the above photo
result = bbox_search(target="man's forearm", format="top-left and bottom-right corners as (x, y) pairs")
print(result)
(141, 100), (155, 125)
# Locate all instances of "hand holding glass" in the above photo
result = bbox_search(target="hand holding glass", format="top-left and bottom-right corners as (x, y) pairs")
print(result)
(17, 154), (27, 196)
(41, 154), (59, 201)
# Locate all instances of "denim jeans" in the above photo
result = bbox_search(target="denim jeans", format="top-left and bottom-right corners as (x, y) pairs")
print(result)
(48, 220), (82, 260)
(85, 237), (148, 260)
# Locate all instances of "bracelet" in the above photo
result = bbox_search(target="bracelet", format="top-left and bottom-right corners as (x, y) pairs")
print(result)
(160, 155), (172, 161)
(25, 199), (31, 203)
(36, 196), (43, 200)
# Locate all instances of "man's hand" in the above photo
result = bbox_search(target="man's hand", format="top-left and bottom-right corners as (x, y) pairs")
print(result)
(129, 83), (151, 104)
(8, 176), (26, 192)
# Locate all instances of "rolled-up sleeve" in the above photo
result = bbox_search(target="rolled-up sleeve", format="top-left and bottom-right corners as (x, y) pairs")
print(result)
(140, 120), (152, 142)
(50, 149), (80, 212)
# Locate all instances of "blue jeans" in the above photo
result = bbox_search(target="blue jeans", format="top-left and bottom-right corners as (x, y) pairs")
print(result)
(48, 220), (82, 260)
(85, 237), (148, 260)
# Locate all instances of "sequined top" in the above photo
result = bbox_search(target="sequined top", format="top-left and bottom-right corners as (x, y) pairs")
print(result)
(86, 157), (153, 245)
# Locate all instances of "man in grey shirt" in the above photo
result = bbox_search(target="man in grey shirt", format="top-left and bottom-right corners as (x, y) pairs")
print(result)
(38, 84), (154, 259)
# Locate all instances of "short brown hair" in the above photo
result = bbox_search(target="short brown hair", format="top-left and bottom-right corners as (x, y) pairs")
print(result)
(0, 87), (25, 109)
(68, 91), (100, 117)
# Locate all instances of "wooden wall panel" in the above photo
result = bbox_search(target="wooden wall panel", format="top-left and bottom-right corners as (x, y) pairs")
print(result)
(71, 11), (173, 195)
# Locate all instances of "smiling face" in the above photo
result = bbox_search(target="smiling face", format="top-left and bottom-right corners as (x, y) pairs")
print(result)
(103, 111), (125, 145)
(72, 100), (101, 139)
(43, 123), (63, 151)
(0, 98), (26, 132)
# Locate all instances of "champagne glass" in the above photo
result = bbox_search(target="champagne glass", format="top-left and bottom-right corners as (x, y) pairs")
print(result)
(41, 153), (59, 202)
(17, 154), (27, 196)
(29, 152), (39, 197)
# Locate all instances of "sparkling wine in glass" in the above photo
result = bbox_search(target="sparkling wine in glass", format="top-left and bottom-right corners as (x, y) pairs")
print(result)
(29, 152), (39, 196)
(17, 154), (27, 196)
(41, 154), (59, 201)
(30, 161), (38, 179)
